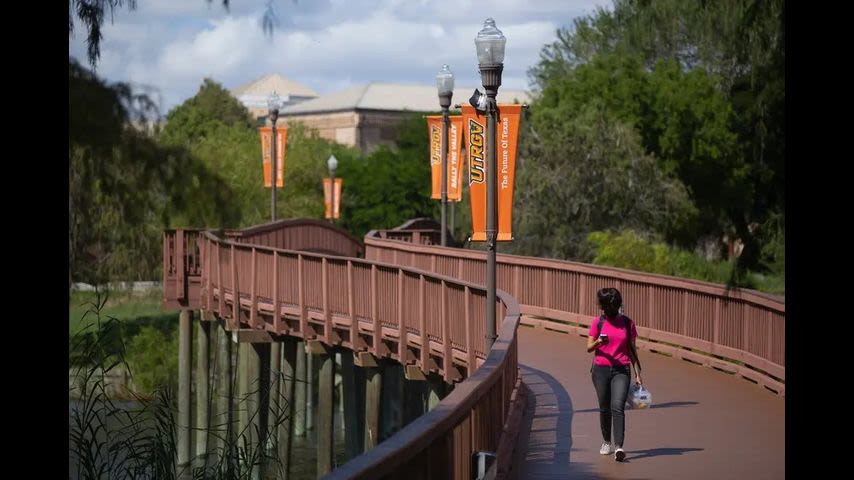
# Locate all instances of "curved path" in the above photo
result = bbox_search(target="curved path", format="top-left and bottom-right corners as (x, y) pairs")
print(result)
(512, 320), (785, 480)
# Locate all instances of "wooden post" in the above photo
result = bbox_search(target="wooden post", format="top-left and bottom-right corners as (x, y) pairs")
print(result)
(543, 268), (551, 309)
(255, 343), (270, 479)
(397, 270), (405, 362)
(427, 374), (443, 411)
(419, 275), (428, 369)
(441, 281), (452, 382)
(238, 341), (264, 480)
(217, 245), (224, 316)
(235, 343), (252, 476)
(348, 261), (357, 346)
(277, 338), (297, 477)
(337, 352), (345, 414)
(294, 341), (307, 437)
(237, 342), (251, 472)
(381, 361), (404, 441)
(323, 259), (335, 345)
(355, 365), (366, 454)
(176, 230), (185, 300)
(465, 286), (475, 375)
(317, 350), (334, 475)
(682, 291), (689, 337)
(580, 275), (588, 316)
(403, 377), (426, 425)
(713, 298), (721, 347)
(177, 310), (193, 476)
(298, 255), (307, 335)
(215, 319), (234, 475)
(342, 350), (360, 461)
(250, 248), (257, 328)
(306, 353), (314, 432)
(195, 319), (211, 460)
(267, 341), (281, 455)
(205, 238), (213, 310)
(371, 265), (379, 356)
(273, 251), (281, 332)
(239, 342), (267, 480)
(648, 285), (656, 331)
(230, 245), (238, 327)
(364, 366), (382, 451)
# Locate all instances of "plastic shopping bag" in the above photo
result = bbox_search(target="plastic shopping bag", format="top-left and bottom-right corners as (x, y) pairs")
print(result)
(626, 383), (652, 410)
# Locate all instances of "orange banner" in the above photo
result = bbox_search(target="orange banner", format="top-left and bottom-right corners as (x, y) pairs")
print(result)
(427, 116), (442, 199)
(260, 126), (287, 188)
(448, 116), (464, 202)
(462, 104), (523, 241)
(323, 178), (342, 220)
(428, 115), (464, 202)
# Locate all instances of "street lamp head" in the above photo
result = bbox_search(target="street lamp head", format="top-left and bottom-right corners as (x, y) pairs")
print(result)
(327, 154), (338, 174)
(436, 64), (455, 96)
(475, 18), (506, 65)
(267, 91), (281, 122)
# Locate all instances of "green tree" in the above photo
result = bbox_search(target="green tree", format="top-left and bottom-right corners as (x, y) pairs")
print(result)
(531, 51), (741, 247)
(159, 80), (362, 228)
(69, 59), (235, 284)
(510, 103), (696, 260)
(529, 0), (784, 269)
(337, 113), (438, 238)
(159, 78), (255, 145)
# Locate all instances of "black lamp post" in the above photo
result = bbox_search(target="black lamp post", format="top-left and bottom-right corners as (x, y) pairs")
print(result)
(267, 91), (282, 221)
(436, 64), (454, 247)
(327, 154), (338, 225)
(475, 18), (506, 350)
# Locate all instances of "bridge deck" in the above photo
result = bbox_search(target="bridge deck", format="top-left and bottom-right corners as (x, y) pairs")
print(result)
(513, 321), (784, 480)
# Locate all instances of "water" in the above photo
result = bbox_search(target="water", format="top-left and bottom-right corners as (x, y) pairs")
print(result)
(69, 400), (347, 480)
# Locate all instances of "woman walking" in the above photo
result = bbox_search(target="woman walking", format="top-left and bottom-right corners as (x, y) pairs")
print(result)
(586, 287), (643, 462)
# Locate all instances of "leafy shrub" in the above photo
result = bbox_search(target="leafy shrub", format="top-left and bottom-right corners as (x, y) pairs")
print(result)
(586, 229), (782, 294)
(126, 326), (179, 394)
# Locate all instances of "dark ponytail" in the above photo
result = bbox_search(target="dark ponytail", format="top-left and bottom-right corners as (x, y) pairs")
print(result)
(597, 287), (622, 317)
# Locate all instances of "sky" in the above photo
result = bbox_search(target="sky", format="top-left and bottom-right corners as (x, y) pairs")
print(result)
(69, 0), (612, 113)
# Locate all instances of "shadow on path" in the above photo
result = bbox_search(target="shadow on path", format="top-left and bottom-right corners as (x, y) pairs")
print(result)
(573, 400), (699, 414)
(650, 401), (698, 409)
(624, 447), (704, 462)
(513, 364), (598, 479)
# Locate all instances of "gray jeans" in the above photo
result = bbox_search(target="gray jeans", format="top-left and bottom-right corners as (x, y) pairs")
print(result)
(591, 364), (631, 447)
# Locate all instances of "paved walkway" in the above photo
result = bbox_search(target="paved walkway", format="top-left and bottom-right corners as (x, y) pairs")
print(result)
(512, 323), (785, 480)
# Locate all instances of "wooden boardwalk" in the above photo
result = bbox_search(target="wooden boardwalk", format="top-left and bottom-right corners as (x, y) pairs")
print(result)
(512, 322), (785, 480)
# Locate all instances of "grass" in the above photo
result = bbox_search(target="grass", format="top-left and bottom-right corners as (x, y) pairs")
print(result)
(69, 296), (294, 479)
(747, 272), (785, 296)
(69, 287), (181, 393)
(70, 288), (169, 336)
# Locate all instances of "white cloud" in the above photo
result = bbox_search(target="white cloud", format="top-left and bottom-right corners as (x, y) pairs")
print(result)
(69, 0), (612, 112)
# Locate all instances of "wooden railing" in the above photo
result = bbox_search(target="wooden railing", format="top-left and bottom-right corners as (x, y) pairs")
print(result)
(324, 311), (521, 480)
(162, 229), (203, 309)
(371, 228), (443, 246)
(191, 230), (523, 478)
(365, 232), (786, 396)
(225, 218), (364, 257)
(163, 220), (364, 310)
(367, 216), (459, 248)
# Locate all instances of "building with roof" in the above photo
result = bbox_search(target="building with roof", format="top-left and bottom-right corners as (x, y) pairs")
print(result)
(229, 74), (318, 121)
(278, 83), (531, 153)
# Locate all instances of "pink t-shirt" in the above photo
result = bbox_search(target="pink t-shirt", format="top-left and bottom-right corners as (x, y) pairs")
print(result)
(589, 315), (637, 367)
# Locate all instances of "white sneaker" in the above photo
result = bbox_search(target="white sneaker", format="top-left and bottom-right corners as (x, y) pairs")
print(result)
(614, 447), (626, 462)
(599, 442), (612, 455)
